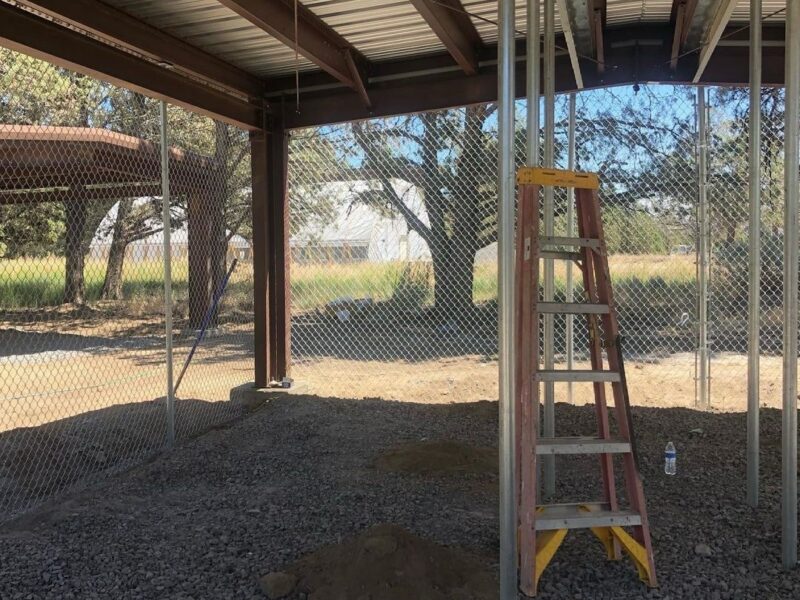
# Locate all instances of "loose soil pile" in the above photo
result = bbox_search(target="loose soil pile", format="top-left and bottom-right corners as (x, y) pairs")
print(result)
(262, 523), (497, 600)
(373, 439), (497, 475)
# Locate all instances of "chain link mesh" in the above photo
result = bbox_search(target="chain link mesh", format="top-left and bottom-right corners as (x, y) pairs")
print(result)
(0, 48), (253, 521)
(287, 83), (790, 413)
(0, 41), (796, 523)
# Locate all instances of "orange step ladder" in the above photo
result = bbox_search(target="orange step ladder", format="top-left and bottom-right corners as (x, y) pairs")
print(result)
(514, 167), (657, 596)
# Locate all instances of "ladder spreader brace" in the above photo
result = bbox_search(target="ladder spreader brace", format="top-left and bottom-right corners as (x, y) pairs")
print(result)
(515, 167), (657, 596)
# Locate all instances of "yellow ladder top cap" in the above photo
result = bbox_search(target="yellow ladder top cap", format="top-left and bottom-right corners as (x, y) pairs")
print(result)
(517, 167), (600, 189)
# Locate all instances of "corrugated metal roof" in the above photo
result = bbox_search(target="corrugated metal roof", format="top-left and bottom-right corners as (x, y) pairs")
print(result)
(730, 0), (786, 23)
(104, 0), (316, 76)
(102, 0), (783, 79)
(305, 0), (445, 64)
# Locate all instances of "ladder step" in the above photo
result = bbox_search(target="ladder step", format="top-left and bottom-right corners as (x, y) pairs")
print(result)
(535, 506), (642, 531)
(538, 302), (610, 315)
(541, 236), (601, 248)
(536, 436), (632, 455)
(535, 370), (621, 383)
(539, 250), (581, 261)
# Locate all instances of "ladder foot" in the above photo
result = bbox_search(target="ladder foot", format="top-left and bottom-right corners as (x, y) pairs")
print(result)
(525, 528), (568, 597)
(607, 525), (657, 587)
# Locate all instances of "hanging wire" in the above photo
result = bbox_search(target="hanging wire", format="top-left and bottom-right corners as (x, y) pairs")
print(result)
(294, 0), (300, 113)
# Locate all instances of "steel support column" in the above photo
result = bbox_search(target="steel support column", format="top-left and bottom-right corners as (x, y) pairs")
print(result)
(160, 101), (175, 447)
(498, 1), (517, 597)
(251, 128), (270, 389)
(542, 0), (556, 499)
(696, 86), (710, 410)
(251, 118), (291, 388)
(566, 93), (576, 404)
(782, 0), (799, 570)
(267, 120), (291, 385)
(747, 0), (762, 508)
(527, 0), (541, 164)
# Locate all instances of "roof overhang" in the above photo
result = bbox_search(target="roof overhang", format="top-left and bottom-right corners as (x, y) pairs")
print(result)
(0, 1), (786, 131)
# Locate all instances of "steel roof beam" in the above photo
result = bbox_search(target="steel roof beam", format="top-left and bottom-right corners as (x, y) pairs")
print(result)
(692, 0), (738, 82)
(216, 0), (370, 99)
(15, 0), (264, 99)
(276, 24), (786, 128)
(0, 3), (262, 130)
(556, 0), (585, 87)
(593, 4), (605, 72)
(671, 0), (691, 69)
(409, 0), (482, 75)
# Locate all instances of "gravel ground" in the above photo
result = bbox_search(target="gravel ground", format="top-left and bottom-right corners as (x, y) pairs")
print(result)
(1, 394), (798, 599)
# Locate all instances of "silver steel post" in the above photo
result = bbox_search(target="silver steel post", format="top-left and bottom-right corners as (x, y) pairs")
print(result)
(526, 0), (540, 164)
(696, 86), (710, 410)
(542, 0), (556, 498)
(160, 101), (175, 447)
(497, 0), (518, 595)
(782, 0), (799, 570)
(566, 93), (576, 404)
(747, 0), (762, 508)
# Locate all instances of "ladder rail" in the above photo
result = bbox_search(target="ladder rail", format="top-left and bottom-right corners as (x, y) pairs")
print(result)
(514, 171), (657, 595)
(578, 186), (657, 586)
(515, 183), (540, 595)
(575, 187), (622, 561)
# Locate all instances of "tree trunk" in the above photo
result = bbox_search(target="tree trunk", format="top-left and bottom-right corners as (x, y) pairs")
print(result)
(63, 199), (88, 305)
(430, 239), (476, 322)
(726, 222), (737, 243)
(209, 121), (230, 325)
(100, 198), (133, 300)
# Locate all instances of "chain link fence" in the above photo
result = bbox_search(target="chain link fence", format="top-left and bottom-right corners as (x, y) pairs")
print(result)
(1, 43), (796, 523)
(0, 48), (254, 521)
(287, 83), (791, 413)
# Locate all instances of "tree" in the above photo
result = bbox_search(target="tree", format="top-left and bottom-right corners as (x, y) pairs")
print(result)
(1, 48), (114, 304)
(350, 105), (502, 318)
(99, 90), (162, 300)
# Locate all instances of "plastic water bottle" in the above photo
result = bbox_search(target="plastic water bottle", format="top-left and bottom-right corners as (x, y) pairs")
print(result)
(664, 442), (676, 475)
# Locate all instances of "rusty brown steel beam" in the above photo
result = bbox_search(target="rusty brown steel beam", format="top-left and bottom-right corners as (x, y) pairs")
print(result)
(0, 183), (165, 204)
(670, 0), (699, 69)
(593, 8), (605, 72)
(266, 118), (291, 383)
(16, 0), (264, 99)
(217, 0), (369, 97)
(0, 3), (262, 130)
(251, 127), (269, 388)
(589, 0), (606, 72)
(409, 0), (482, 75)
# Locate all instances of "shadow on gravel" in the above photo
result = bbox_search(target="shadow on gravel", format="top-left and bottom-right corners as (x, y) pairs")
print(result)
(0, 395), (246, 523)
(1, 395), (798, 599)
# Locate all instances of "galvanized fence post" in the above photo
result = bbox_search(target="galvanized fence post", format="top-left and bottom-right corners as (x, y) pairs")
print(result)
(497, 0), (518, 596)
(696, 86), (710, 410)
(542, 0), (556, 499)
(566, 93), (576, 404)
(160, 100), (176, 448)
(782, 0), (799, 570)
(747, 0), (762, 508)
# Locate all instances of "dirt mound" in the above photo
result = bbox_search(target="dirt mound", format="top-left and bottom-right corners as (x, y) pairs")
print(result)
(373, 440), (497, 475)
(446, 400), (498, 421)
(266, 523), (497, 600)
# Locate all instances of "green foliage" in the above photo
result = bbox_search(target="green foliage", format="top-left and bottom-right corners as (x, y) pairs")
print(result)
(390, 263), (432, 310)
(602, 207), (674, 254)
(0, 203), (65, 258)
(715, 233), (785, 307)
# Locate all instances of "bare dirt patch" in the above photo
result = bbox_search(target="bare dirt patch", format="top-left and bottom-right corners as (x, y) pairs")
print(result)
(264, 523), (498, 600)
(374, 440), (497, 475)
